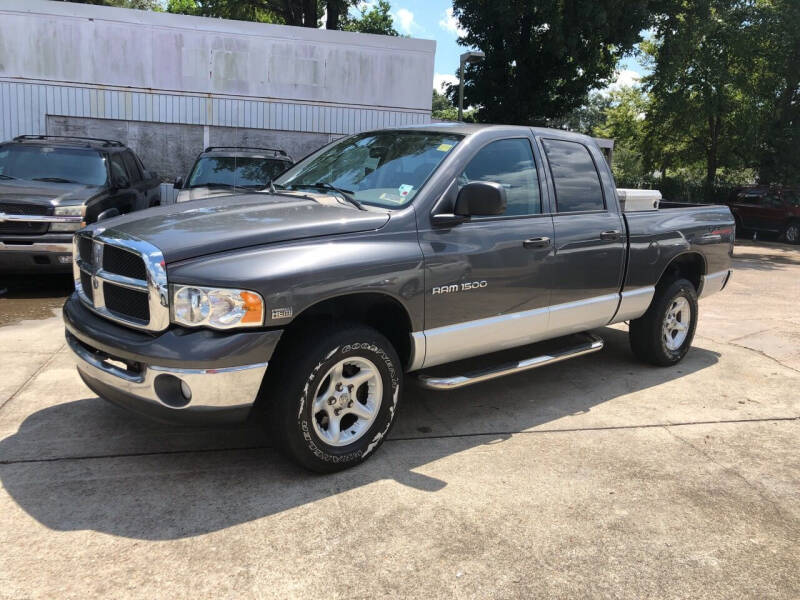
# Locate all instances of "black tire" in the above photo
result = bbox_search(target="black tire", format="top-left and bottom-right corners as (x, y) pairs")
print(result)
(262, 323), (403, 473)
(782, 220), (800, 244)
(734, 215), (748, 238)
(629, 278), (698, 366)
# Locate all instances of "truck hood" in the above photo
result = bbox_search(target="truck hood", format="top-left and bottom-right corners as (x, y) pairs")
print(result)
(0, 179), (102, 207)
(91, 192), (391, 263)
(175, 186), (239, 203)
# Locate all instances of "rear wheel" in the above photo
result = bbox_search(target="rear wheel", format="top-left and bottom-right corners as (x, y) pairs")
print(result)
(262, 324), (402, 472)
(629, 278), (698, 366)
(783, 221), (800, 244)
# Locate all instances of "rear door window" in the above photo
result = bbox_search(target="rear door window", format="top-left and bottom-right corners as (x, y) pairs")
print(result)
(542, 139), (605, 212)
(459, 138), (541, 216)
(121, 151), (142, 182)
(109, 154), (129, 183)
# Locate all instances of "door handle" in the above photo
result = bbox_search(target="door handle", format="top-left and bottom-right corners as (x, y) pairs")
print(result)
(600, 230), (621, 241)
(523, 236), (551, 249)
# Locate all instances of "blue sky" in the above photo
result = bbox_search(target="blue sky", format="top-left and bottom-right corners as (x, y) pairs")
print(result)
(366, 0), (647, 93)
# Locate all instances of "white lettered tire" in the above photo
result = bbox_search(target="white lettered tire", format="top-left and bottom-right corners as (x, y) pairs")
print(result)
(265, 324), (402, 472)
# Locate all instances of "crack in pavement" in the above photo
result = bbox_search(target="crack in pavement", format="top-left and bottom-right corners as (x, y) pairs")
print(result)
(662, 425), (795, 523)
(695, 333), (800, 374)
(0, 342), (66, 413)
(1, 415), (796, 466)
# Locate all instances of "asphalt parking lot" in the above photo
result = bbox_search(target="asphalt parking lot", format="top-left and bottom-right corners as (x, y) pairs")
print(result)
(1, 240), (798, 599)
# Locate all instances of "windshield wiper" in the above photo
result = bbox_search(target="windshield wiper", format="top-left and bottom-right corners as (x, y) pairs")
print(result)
(32, 177), (77, 183)
(0, 174), (16, 180)
(305, 182), (366, 211)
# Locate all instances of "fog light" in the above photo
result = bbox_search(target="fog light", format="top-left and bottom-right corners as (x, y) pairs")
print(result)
(180, 380), (192, 401)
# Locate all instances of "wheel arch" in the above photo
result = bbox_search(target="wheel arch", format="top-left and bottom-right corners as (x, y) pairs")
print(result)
(656, 251), (706, 292)
(278, 292), (415, 369)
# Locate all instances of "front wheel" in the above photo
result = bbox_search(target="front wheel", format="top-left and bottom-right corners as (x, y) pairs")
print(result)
(629, 278), (698, 366)
(263, 324), (403, 473)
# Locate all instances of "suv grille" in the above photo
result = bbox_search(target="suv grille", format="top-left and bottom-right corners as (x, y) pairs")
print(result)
(0, 202), (51, 235)
(74, 232), (169, 331)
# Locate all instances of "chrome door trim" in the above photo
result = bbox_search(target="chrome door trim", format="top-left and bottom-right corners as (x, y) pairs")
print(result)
(610, 286), (656, 323)
(547, 293), (619, 338)
(418, 293), (622, 369)
(422, 305), (550, 369)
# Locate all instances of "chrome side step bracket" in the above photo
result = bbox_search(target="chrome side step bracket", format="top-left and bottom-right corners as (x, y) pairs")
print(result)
(416, 333), (604, 391)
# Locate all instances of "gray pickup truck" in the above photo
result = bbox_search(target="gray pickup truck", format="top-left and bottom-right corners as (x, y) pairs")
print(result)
(63, 124), (734, 472)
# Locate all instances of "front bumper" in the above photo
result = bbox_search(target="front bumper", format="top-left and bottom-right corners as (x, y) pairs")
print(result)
(0, 237), (73, 272)
(64, 293), (283, 424)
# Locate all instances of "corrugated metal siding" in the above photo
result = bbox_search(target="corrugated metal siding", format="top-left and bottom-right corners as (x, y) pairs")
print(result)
(159, 183), (180, 205)
(0, 80), (429, 141)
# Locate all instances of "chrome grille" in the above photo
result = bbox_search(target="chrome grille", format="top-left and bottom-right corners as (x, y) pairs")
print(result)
(0, 203), (51, 234)
(73, 231), (169, 332)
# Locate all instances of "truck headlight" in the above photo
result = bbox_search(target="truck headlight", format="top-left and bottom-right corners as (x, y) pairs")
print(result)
(51, 205), (86, 232)
(171, 285), (264, 329)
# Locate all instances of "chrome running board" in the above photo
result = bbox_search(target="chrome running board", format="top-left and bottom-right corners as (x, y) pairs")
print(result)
(416, 333), (604, 391)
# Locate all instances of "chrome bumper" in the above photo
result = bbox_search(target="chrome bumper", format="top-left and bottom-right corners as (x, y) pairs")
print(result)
(0, 241), (73, 254)
(66, 332), (267, 420)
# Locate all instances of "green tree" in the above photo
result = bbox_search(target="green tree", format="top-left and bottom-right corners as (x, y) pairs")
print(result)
(642, 0), (759, 193)
(449, 0), (653, 124)
(431, 89), (476, 121)
(750, 0), (800, 184)
(340, 0), (398, 35)
(593, 87), (649, 186)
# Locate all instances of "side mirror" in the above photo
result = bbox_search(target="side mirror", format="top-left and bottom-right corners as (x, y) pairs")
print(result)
(454, 181), (507, 216)
(173, 176), (183, 190)
(97, 207), (120, 222)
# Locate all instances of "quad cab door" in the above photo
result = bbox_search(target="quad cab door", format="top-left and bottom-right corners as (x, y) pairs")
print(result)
(418, 135), (555, 368)
(538, 137), (626, 336)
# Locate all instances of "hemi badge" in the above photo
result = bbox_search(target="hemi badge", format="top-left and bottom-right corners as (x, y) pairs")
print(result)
(272, 307), (293, 319)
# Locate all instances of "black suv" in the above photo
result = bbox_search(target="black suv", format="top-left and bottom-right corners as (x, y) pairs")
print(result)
(174, 146), (293, 203)
(0, 135), (160, 273)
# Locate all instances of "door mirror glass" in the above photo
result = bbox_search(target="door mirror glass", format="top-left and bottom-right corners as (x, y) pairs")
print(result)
(455, 181), (507, 216)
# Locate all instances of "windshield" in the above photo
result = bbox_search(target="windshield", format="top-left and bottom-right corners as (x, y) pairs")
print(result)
(274, 131), (463, 208)
(187, 156), (289, 189)
(0, 145), (108, 186)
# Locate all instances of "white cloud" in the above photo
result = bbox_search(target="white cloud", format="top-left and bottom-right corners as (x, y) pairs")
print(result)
(433, 73), (458, 93)
(597, 68), (642, 95)
(439, 7), (466, 37)
(394, 8), (415, 34)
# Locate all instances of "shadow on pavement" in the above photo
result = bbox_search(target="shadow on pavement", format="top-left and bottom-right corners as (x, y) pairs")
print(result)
(0, 327), (720, 540)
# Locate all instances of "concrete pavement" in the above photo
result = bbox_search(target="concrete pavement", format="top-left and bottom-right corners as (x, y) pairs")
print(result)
(0, 241), (798, 599)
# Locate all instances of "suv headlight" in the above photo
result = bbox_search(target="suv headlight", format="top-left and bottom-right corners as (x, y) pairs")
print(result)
(51, 205), (86, 232)
(171, 285), (264, 329)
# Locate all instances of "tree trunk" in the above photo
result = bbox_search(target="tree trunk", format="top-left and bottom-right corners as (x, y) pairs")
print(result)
(302, 0), (317, 27)
(326, 0), (342, 30)
(705, 114), (720, 200)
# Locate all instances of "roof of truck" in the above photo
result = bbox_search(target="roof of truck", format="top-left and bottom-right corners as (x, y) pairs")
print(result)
(386, 122), (596, 143)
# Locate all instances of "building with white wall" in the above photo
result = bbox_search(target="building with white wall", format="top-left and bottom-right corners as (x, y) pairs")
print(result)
(0, 0), (435, 197)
